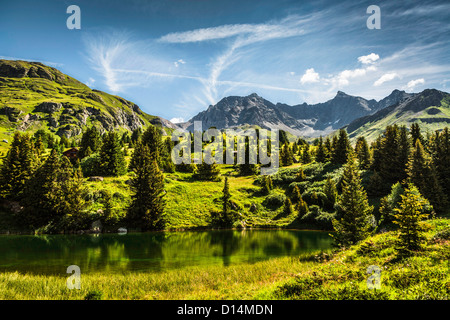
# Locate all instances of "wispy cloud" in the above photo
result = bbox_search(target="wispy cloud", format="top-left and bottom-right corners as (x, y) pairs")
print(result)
(374, 73), (399, 86)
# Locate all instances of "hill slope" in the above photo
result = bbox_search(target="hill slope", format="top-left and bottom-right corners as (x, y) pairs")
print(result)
(0, 59), (177, 148)
(346, 89), (450, 142)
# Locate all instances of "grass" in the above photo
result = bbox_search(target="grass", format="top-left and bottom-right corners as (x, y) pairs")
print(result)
(0, 217), (447, 300)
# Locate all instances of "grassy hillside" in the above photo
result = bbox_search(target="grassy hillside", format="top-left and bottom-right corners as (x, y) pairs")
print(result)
(0, 59), (161, 154)
(346, 89), (450, 143)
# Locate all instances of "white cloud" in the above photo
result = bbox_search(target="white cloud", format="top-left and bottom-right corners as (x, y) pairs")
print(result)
(374, 73), (399, 86)
(358, 53), (380, 64)
(170, 117), (185, 123)
(300, 68), (320, 84)
(403, 78), (425, 91)
(85, 77), (95, 87)
(174, 59), (186, 67)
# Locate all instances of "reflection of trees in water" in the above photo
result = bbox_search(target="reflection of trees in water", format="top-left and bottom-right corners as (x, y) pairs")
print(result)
(0, 230), (332, 274)
(207, 230), (241, 266)
(0, 233), (167, 274)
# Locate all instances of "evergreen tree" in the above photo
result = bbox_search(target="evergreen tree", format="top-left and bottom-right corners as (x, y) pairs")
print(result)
(331, 129), (351, 164)
(323, 176), (338, 211)
(291, 184), (302, 203)
(238, 136), (258, 175)
(432, 127), (450, 196)
(79, 126), (102, 159)
(410, 123), (425, 147)
(141, 125), (163, 165)
(195, 158), (221, 181)
(378, 125), (410, 184)
(0, 132), (36, 199)
(295, 197), (309, 218)
(324, 137), (332, 162)
(20, 149), (86, 229)
(127, 144), (166, 230)
(261, 175), (273, 195)
(393, 184), (431, 257)
(282, 197), (294, 216)
(355, 136), (371, 170)
(99, 131), (127, 176)
(221, 177), (232, 225)
(315, 136), (328, 163)
(332, 154), (373, 247)
(295, 167), (306, 182)
(407, 140), (447, 213)
(280, 143), (293, 166)
(301, 144), (312, 164)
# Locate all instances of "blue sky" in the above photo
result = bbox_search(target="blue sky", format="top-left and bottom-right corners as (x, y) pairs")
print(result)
(1, 0), (449, 122)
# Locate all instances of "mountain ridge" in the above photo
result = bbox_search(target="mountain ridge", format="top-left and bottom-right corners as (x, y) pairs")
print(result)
(180, 89), (414, 137)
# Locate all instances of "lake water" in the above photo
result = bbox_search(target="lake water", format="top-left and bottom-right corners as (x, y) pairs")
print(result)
(0, 229), (332, 275)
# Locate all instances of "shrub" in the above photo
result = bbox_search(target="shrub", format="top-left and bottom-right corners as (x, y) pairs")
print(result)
(84, 289), (103, 300)
(263, 192), (286, 209)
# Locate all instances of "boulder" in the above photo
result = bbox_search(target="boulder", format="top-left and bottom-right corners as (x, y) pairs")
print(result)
(88, 176), (104, 182)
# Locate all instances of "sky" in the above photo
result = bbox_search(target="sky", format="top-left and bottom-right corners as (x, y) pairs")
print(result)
(1, 0), (449, 123)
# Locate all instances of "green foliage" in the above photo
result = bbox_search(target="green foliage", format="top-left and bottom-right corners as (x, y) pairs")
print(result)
(393, 184), (431, 257)
(332, 154), (374, 247)
(280, 143), (294, 166)
(263, 192), (286, 209)
(331, 129), (352, 164)
(322, 176), (338, 211)
(78, 126), (101, 159)
(355, 136), (371, 170)
(194, 161), (221, 181)
(407, 140), (447, 213)
(99, 131), (127, 177)
(80, 152), (101, 177)
(0, 132), (36, 199)
(127, 144), (166, 231)
(19, 149), (87, 230)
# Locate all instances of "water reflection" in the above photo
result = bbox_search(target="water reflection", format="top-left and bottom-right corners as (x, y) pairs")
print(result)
(0, 230), (332, 275)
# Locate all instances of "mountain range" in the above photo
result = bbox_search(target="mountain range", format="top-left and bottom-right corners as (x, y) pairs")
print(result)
(180, 90), (415, 137)
(1, 59), (450, 147)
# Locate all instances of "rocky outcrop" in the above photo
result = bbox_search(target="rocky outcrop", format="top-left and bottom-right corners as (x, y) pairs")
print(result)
(34, 101), (62, 113)
(0, 106), (22, 122)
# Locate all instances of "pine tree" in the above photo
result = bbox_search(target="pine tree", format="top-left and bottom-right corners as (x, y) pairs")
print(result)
(323, 176), (338, 211)
(324, 137), (332, 162)
(282, 197), (294, 216)
(238, 136), (258, 175)
(141, 125), (163, 165)
(0, 132), (36, 199)
(315, 136), (328, 163)
(301, 144), (312, 164)
(432, 127), (450, 196)
(295, 197), (309, 219)
(195, 158), (221, 181)
(280, 143), (293, 166)
(332, 154), (373, 247)
(127, 144), (166, 231)
(355, 136), (371, 169)
(78, 126), (102, 159)
(99, 131), (127, 176)
(291, 185), (302, 203)
(222, 177), (232, 225)
(296, 167), (306, 182)
(407, 140), (447, 213)
(20, 149), (86, 229)
(410, 123), (425, 148)
(331, 129), (351, 164)
(261, 175), (273, 195)
(393, 184), (431, 257)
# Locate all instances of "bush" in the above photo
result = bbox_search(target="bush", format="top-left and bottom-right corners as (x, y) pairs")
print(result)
(263, 192), (286, 209)
(80, 153), (101, 177)
(84, 289), (103, 300)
